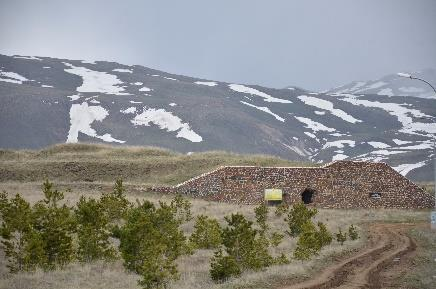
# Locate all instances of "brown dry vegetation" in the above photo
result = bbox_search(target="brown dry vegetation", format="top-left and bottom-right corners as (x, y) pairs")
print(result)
(0, 143), (313, 185)
(0, 143), (433, 289)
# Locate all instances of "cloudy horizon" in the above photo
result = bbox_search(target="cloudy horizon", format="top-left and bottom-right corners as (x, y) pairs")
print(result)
(1, 0), (435, 91)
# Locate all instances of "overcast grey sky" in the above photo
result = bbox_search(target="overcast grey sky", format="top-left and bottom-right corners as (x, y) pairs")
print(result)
(0, 0), (435, 91)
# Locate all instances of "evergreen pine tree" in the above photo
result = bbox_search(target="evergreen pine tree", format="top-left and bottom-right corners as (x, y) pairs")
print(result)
(286, 202), (318, 237)
(254, 204), (269, 235)
(221, 213), (271, 270)
(316, 222), (333, 247)
(119, 200), (187, 289)
(336, 228), (347, 245)
(75, 196), (116, 262)
(189, 215), (222, 249)
(100, 179), (130, 222)
(294, 221), (321, 261)
(348, 225), (359, 240)
(32, 180), (76, 270)
(0, 194), (35, 272)
(210, 249), (241, 282)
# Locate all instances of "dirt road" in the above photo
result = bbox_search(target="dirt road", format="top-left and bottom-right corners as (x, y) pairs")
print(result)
(280, 223), (417, 289)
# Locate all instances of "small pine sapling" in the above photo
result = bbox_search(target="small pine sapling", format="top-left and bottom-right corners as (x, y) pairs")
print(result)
(286, 202), (318, 237)
(189, 215), (222, 249)
(210, 249), (241, 282)
(336, 228), (347, 245)
(348, 224), (359, 240)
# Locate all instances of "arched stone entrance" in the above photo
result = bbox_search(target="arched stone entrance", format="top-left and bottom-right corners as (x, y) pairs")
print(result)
(301, 188), (315, 204)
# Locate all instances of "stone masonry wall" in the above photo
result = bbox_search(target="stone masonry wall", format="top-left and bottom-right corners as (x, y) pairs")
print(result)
(154, 161), (433, 209)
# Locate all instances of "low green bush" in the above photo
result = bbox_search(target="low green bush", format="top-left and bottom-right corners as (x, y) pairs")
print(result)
(210, 249), (241, 282)
(336, 228), (347, 245)
(348, 224), (359, 240)
(189, 215), (222, 249)
(286, 202), (318, 237)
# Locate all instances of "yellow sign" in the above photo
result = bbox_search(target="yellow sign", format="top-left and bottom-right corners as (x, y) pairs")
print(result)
(264, 189), (283, 201)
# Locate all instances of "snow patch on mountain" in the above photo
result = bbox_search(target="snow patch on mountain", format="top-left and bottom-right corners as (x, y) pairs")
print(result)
(0, 71), (28, 84)
(367, 141), (390, 149)
(332, 153), (348, 161)
(298, 95), (361, 124)
(139, 86), (152, 92)
(13, 55), (41, 61)
(323, 140), (355, 149)
(304, 132), (317, 139)
(113, 68), (132, 73)
(241, 101), (285, 122)
(230, 84), (292, 103)
(281, 142), (310, 157)
(294, 116), (335, 132)
(151, 74), (178, 81)
(393, 161), (427, 176)
(195, 81), (217, 87)
(340, 94), (435, 135)
(68, 94), (81, 101)
(63, 63), (129, 95)
(393, 139), (412, 145)
(392, 142), (433, 150)
(131, 107), (202, 142)
(120, 107), (137, 114)
(377, 88), (394, 96)
(67, 102), (125, 144)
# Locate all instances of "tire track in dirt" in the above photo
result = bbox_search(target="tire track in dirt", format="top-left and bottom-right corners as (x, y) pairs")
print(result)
(280, 223), (416, 289)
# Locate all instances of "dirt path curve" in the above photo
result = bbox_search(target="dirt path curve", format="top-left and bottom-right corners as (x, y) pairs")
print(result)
(280, 223), (416, 289)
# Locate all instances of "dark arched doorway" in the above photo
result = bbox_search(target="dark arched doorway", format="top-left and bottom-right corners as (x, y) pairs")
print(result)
(301, 188), (315, 204)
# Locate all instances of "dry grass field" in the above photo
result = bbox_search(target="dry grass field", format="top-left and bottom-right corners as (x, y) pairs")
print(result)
(0, 143), (311, 185)
(0, 144), (433, 289)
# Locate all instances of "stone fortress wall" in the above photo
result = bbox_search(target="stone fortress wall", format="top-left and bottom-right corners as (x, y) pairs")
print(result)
(153, 161), (433, 209)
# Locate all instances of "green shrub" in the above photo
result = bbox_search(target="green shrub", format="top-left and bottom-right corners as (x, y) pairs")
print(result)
(32, 180), (76, 270)
(316, 222), (332, 247)
(348, 224), (359, 240)
(270, 232), (284, 247)
(189, 215), (222, 249)
(274, 253), (290, 265)
(100, 179), (130, 222)
(0, 193), (45, 272)
(254, 204), (269, 234)
(170, 194), (192, 223)
(336, 228), (347, 245)
(210, 249), (241, 282)
(294, 221), (333, 261)
(221, 213), (272, 271)
(75, 196), (116, 262)
(294, 221), (320, 260)
(0, 191), (7, 213)
(119, 200), (187, 289)
(286, 202), (318, 237)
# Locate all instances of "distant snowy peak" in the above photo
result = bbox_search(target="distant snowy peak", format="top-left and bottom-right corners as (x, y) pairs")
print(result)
(327, 68), (436, 98)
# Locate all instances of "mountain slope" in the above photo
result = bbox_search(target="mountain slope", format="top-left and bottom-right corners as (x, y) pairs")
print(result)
(326, 68), (436, 98)
(0, 54), (435, 181)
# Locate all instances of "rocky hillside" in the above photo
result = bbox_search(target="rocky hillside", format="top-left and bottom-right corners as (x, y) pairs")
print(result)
(0, 54), (435, 181)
